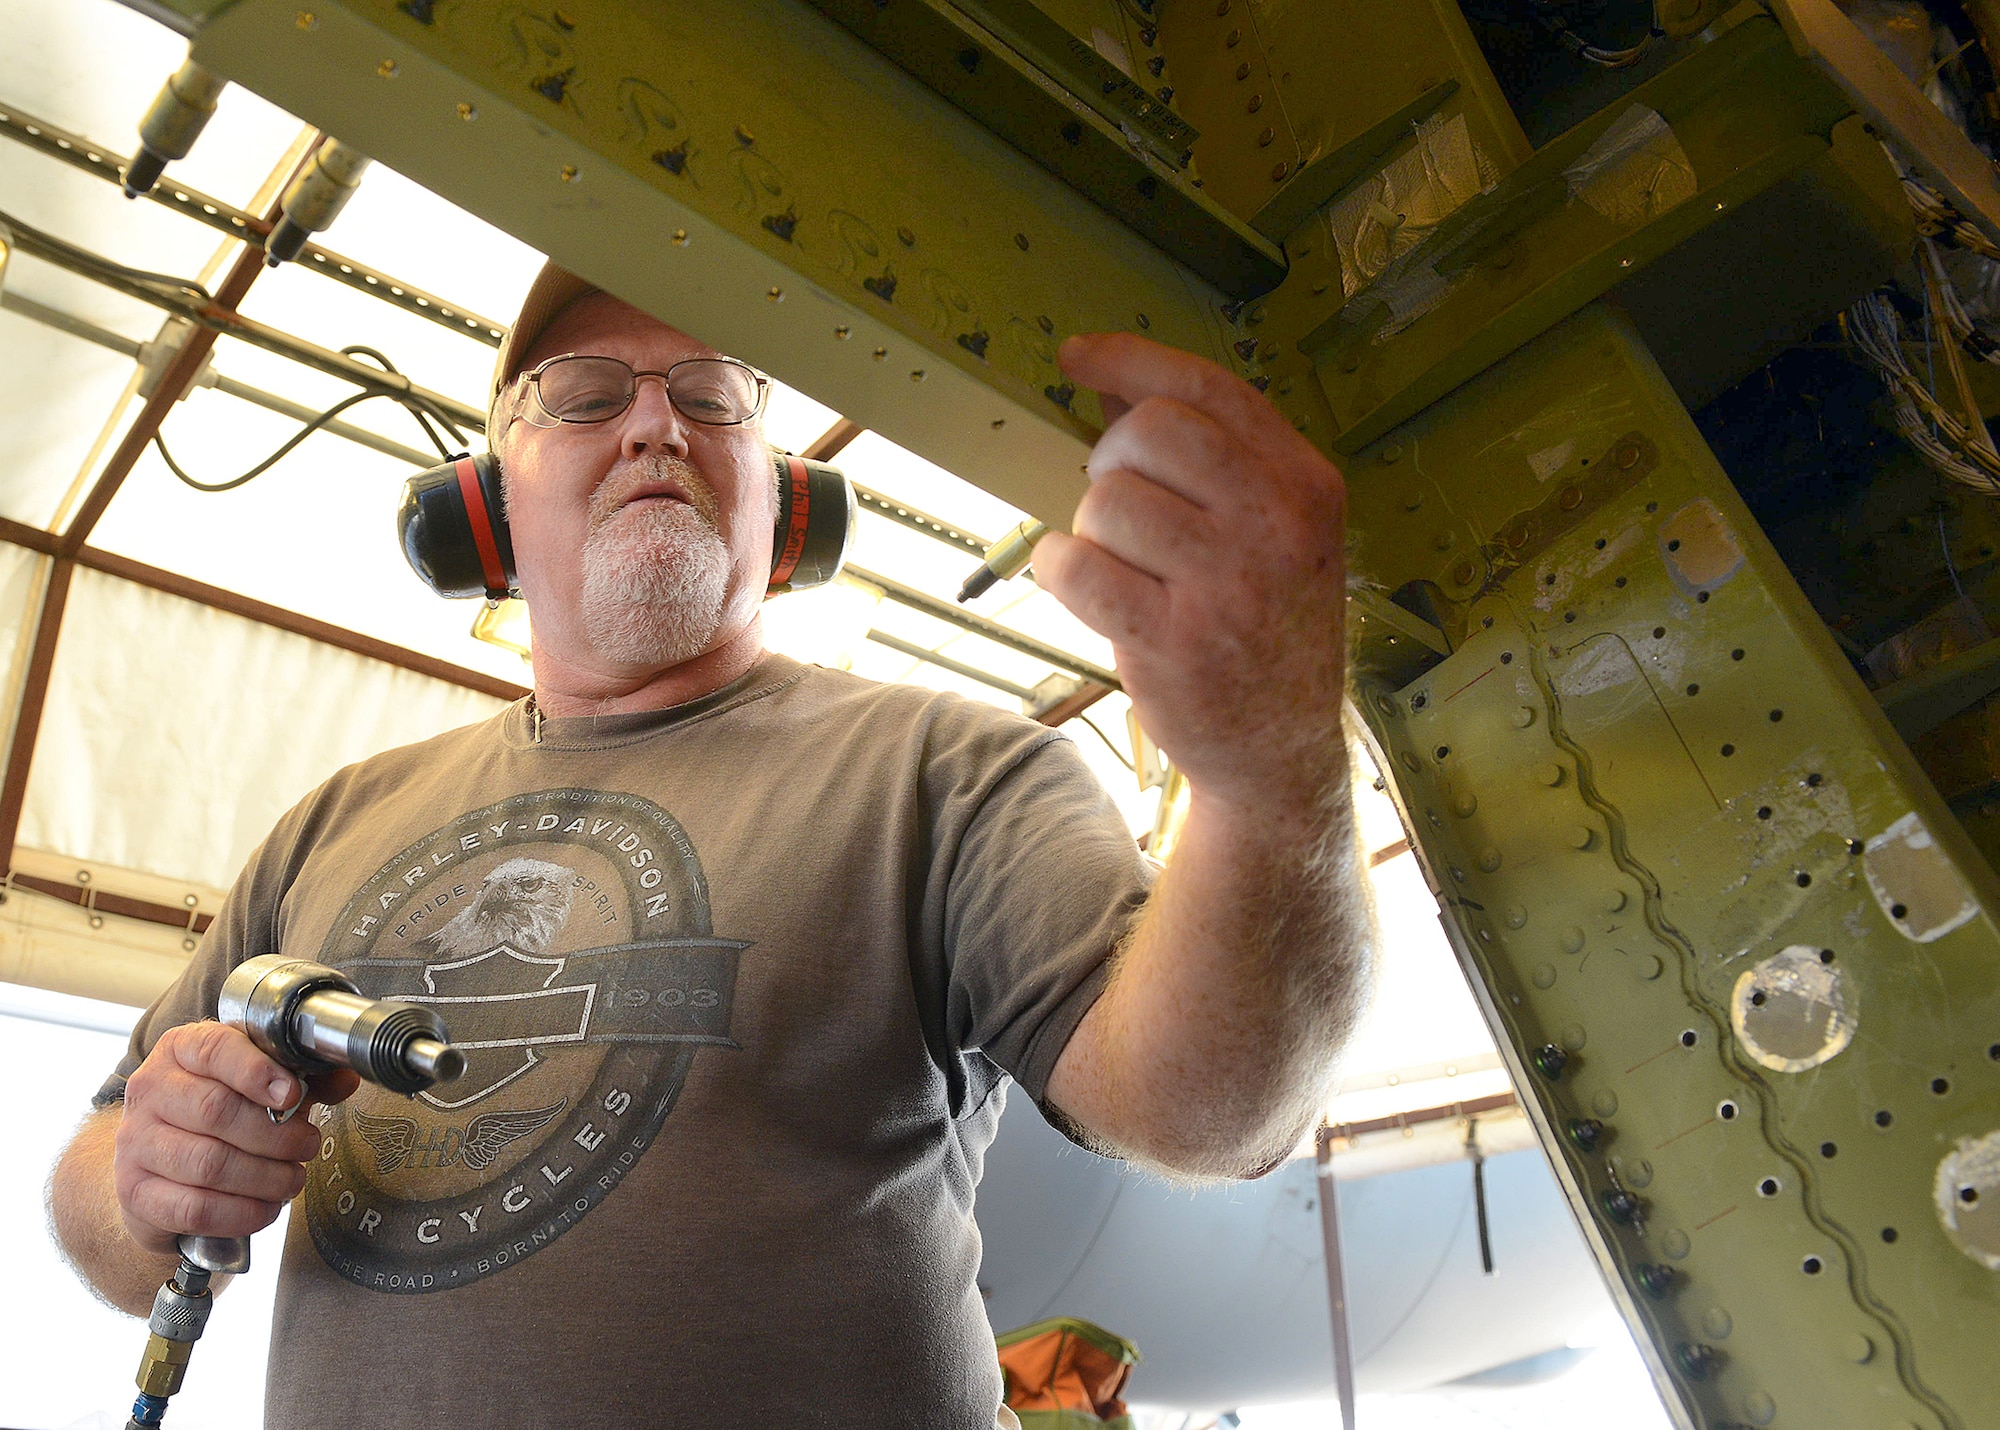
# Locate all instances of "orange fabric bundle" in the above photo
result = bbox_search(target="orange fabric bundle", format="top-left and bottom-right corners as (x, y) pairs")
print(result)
(996, 1317), (1140, 1419)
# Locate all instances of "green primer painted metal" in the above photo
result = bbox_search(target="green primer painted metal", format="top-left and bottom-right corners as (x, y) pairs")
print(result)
(186, 0), (1257, 526)
(1350, 302), (2000, 1430)
(798, 0), (1286, 295)
(1303, 11), (1859, 455)
(1157, 0), (1531, 233)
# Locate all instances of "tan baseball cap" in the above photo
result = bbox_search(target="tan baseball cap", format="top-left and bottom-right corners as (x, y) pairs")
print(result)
(488, 260), (599, 426)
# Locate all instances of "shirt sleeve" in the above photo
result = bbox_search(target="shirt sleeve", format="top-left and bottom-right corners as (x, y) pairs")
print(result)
(935, 722), (1154, 1105)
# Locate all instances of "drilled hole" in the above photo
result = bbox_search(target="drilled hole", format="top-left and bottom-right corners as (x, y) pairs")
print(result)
(1615, 576), (1627, 588)
(1564, 611), (1576, 623)
(1720, 744), (1736, 757)
(1750, 991), (1767, 1008)
(1718, 1100), (1739, 1121)
(1802, 1256), (1823, 1275)
(1667, 538), (1681, 552)
(1820, 1141), (1837, 1158)
(1759, 1177), (1781, 1197)
(1892, 903), (1909, 920)
(1770, 709), (1784, 722)
(1653, 626), (1667, 639)
(1848, 839), (1864, 856)
(1680, 1030), (1698, 1047)
(1757, 807), (1773, 820)
(1820, 949), (1836, 964)
(1646, 501), (1658, 513)
(1500, 652), (1514, 665)
(1882, 1226), (1899, 1243)
(1807, 772), (1823, 787)
(1435, 745), (1451, 761)
(1686, 683), (1700, 696)
(1932, 1077), (1951, 1096)
(1963, 1186), (1981, 1205)
(1989, 1043), (2000, 1061)
(1698, 592), (1711, 604)
(1796, 872), (1812, 888)
(1875, 1109), (1895, 1128)
(1731, 648), (1745, 661)
(1594, 538), (1606, 550)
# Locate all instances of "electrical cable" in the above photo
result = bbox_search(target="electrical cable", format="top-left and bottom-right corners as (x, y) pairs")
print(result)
(151, 389), (395, 492)
(337, 343), (464, 458)
(1077, 713), (1136, 773)
(0, 206), (211, 304)
(1531, 0), (1662, 68)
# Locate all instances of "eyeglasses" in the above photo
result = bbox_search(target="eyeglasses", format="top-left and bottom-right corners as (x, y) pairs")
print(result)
(516, 353), (771, 429)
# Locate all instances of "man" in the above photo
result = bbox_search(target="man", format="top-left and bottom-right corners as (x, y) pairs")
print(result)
(48, 263), (1369, 1427)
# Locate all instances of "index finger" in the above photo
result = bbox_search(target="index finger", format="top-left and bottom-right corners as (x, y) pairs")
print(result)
(168, 1020), (297, 1112)
(1058, 331), (1278, 435)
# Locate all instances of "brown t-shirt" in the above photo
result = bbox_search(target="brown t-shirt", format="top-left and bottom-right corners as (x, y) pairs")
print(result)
(110, 654), (1151, 1429)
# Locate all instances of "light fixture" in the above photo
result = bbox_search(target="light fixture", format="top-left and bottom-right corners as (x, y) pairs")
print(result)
(470, 598), (532, 663)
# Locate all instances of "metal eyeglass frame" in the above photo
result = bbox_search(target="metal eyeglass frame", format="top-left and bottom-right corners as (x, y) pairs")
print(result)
(514, 352), (772, 429)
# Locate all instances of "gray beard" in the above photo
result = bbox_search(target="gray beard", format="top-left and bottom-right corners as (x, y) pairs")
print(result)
(577, 462), (732, 667)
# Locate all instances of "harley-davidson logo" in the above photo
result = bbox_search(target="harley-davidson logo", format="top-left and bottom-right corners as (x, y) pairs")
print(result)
(303, 788), (746, 1294)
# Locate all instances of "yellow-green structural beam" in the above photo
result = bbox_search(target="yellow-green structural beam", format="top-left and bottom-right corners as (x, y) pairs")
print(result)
(190, 0), (1257, 526)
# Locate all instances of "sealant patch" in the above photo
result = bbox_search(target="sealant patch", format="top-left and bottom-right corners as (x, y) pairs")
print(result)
(1935, 1131), (2000, 1270)
(1864, 812), (1978, 943)
(1658, 498), (1744, 597)
(1730, 946), (1854, 1073)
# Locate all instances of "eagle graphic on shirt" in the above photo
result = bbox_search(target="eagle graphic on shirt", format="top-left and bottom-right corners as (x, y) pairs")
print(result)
(306, 788), (747, 1294)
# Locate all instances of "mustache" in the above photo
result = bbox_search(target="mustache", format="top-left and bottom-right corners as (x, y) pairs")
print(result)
(587, 454), (721, 534)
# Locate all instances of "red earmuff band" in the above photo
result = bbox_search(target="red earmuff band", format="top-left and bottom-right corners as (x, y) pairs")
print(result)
(455, 456), (510, 597)
(769, 454), (812, 589)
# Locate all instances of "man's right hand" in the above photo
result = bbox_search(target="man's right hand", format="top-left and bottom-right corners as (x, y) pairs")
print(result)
(113, 1021), (360, 1258)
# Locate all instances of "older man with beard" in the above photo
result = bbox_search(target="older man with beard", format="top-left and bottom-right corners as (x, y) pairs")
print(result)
(49, 262), (1368, 1430)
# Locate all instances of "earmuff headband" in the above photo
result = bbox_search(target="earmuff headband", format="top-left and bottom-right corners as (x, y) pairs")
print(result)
(454, 456), (510, 600)
(769, 454), (812, 590)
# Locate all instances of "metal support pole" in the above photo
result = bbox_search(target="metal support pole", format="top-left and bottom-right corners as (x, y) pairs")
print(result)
(1314, 1124), (1358, 1430)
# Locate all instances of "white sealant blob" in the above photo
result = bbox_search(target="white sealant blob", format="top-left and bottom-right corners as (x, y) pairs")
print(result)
(1730, 946), (1854, 1073)
(1936, 1131), (2000, 1270)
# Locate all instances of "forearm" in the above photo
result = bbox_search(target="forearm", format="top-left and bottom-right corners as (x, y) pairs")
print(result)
(1051, 764), (1373, 1179)
(47, 1108), (222, 1317)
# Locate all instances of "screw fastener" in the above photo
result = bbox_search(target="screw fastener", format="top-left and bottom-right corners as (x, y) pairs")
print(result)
(1673, 1342), (1719, 1381)
(1634, 1262), (1676, 1298)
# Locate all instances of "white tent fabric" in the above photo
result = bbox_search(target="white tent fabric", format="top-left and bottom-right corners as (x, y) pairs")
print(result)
(21, 565), (507, 889)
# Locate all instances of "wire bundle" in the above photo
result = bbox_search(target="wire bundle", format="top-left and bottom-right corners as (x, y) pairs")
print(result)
(1846, 282), (2000, 495)
(1901, 173), (2000, 262)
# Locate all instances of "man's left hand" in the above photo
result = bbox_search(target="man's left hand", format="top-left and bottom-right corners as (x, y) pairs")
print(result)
(1034, 333), (1349, 816)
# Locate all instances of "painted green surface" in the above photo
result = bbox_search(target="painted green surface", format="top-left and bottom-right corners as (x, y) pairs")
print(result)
(1349, 303), (2000, 1429)
(189, 0), (1261, 526)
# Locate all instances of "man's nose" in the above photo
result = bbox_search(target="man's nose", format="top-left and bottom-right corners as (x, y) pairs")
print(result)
(619, 373), (691, 461)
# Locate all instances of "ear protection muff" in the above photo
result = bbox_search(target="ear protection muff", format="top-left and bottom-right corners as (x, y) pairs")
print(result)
(397, 450), (855, 602)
